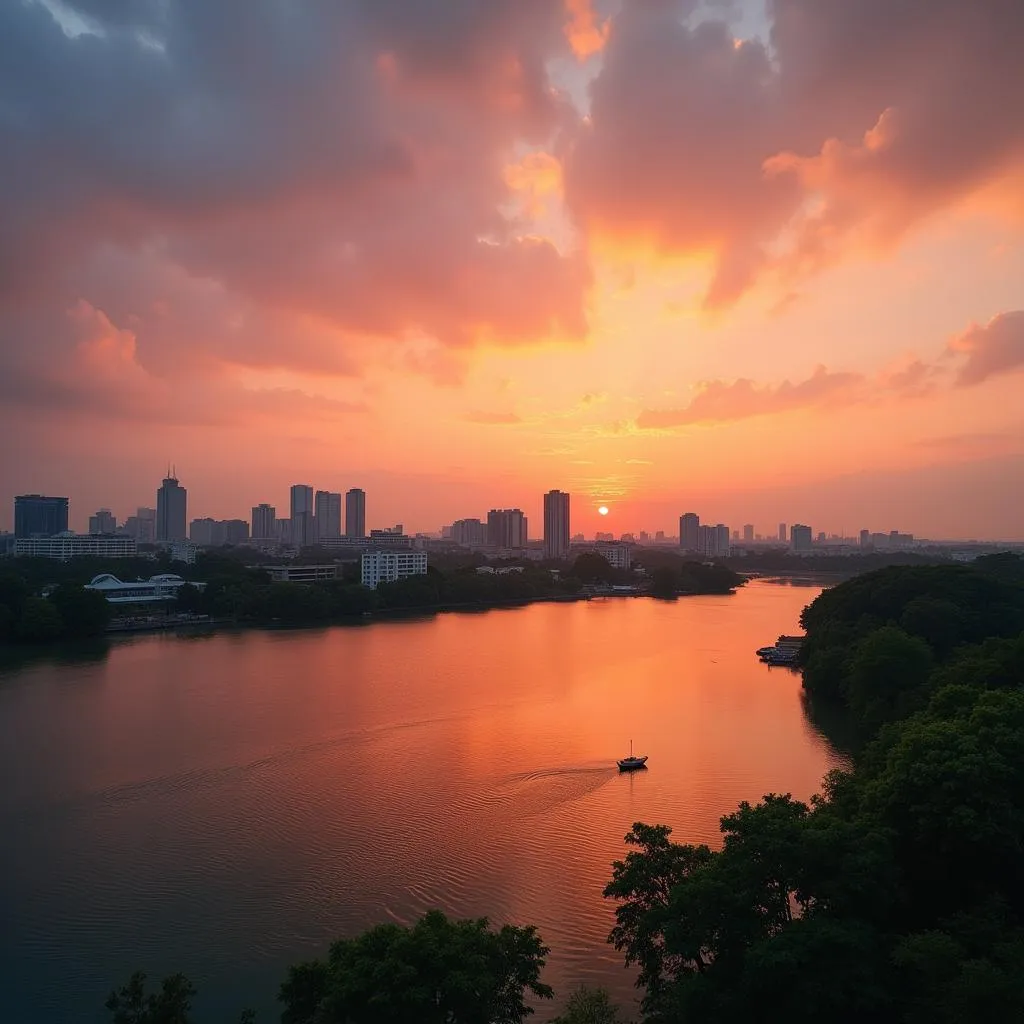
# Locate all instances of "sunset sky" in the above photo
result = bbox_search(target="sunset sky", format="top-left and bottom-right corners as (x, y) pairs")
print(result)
(3, 0), (1024, 539)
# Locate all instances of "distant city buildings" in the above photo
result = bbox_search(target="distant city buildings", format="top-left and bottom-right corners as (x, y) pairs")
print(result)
(315, 490), (342, 540)
(123, 507), (156, 544)
(345, 488), (366, 539)
(697, 523), (730, 558)
(790, 524), (813, 552)
(14, 534), (138, 561)
(487, 508), (528, 549)
(156, 473), (187, 542)
(543, 490), (570, 560)
(779, 523), (788, 543)
(743, 524), (754, 542)
(361, 550), (428, 589)
(189, 518), (250, 546)
(14, 495), (68, 538)
(679, 512), (700, 552)
(251, 503), (277, 541)
(88, 508), (116, 535)
(290, 484), (315, 547)
(451, 518), (487, 547)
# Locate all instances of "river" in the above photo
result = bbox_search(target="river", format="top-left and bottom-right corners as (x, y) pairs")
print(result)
(0, 579), (843, 1023)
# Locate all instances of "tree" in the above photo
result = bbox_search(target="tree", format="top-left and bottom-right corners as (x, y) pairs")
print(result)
(48, 583), (111, 638)
(105, 971), (196, 1024)
(16, 596), (64, 643)
(649, 567), (678, 600)
(571, 553), (615, 585)
(279, 910), (553, 1024)
(551, 986), (625, 1024)
(845, 626), (934, 729)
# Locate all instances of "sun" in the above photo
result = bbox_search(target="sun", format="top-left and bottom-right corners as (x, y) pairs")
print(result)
(598, 506), (609, 516)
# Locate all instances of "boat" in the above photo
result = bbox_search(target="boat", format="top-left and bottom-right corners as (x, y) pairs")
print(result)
(617, 740), (648, 771)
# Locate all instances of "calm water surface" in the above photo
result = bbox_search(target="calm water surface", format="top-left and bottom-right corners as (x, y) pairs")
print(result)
(0, 580), (843, 1023)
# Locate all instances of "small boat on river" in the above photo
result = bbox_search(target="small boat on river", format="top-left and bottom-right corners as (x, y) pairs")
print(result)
(617, 740), (648, 771)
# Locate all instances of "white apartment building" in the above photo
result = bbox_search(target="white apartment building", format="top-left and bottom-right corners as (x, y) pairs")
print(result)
(361, 550), (428, 589)
(595, 541), (632, 570)
(85, 573), (205, 603)
(14, 534), (138, 561)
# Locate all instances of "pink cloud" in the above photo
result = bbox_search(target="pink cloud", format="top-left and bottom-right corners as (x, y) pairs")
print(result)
(949, 311), (1024, 387)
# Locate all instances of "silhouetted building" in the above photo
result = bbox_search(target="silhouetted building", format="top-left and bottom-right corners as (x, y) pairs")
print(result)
(14, 495), (68, 538)
(88, 509), (116, 535)
(124, 507), (156, 544)
(487, 508), (527, 548)
(543, 489), (570, 560)
(859, 528), (870, 547)
(290, 484), (314, 546)
(779, 523), (787, 543)
(315, 490), (342, 540)
(223, 519), (249, 544)
(697, 523), (730, 558)
(790, 524), (813, 552)
(15, 535), (137, 560)
(345, 488), (366, 539)
(451, 518), (487, 546)
(679, 512), (699, 552)
(252, 503), (277, 541)
(190, 518), (221, 545)
(156, 474), (187, 542)
(743, 524), (754, 542)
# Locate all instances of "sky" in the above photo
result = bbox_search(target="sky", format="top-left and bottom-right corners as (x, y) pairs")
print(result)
(2, 0), (1024, 540)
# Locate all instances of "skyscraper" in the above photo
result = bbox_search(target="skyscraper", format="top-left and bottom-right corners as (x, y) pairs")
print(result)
(252, 503), (277, 541)
(14, 495), (69, 538)
(543, 489), (570, 560)
(88, 509), (116, 535)
(290, 484), (314, 546)
(487, 508), (527, 548)
(778, 523), (788, 543)
(315, 490), (342, 540)
(743, 524), (754, 542)
(679, 512), (699, 552)
(156, 473), (187, 542)
(790, 524), (813, 552)
(345, 488), (366, 538)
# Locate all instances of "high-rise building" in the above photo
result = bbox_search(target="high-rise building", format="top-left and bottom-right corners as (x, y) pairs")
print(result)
(189, 518), (222, 546)
(859, 529), (870, 548)
(156, 473), (187, 542)
(222, 520), (249, 545)
(543, 489), (570, 560)
(14, 495), (69, 538)
(345, 488), (366, 539)
(790, 524), (813, 552)
(360, 550), (428, 590)
(743, 524), (754, 542)
(290, 484), (314, 547)
(679, 512), (700, 552)
(696, 523), (730, 558)
(252, 503), (277, 541)
(88, 509), (116, 535)
(315, 490), (342, 540)
(123, 507), (156, 544)
(778, 523), (788, 543)
(487, 508), (527, 548)
(451, 518), (487, 546)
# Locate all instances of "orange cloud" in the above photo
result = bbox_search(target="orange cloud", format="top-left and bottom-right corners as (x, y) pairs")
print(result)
(949, 311), (1024, 387)
(564, 0), (609, 60)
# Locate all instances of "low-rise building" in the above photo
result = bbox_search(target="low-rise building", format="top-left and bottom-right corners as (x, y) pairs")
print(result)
(84, 573), (204, 603)
(361, 550), (428, 589)
(263, 564), (342, 583)
(595, 541), (632, 570)
(14, 533), (138, 561)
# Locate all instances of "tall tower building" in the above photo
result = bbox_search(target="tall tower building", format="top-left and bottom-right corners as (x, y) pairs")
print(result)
(251, 503), (277, 541)
(487, 509), (527, 548)
(290, 484), (315, 546)
(14, 495), (69, 538)
(679, 512), (700, 552)
(790, 524), (813, 552)
(743, 524), (754, 543)
(315, 490), (342, 540)
(543, 489), (570, 560)
(156, 472), (187, 542)
(778, 523), (788, 543)
(345, 488), (366, 538)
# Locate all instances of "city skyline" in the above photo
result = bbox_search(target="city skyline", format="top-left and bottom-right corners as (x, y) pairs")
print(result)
(2, 3), (1024, 540)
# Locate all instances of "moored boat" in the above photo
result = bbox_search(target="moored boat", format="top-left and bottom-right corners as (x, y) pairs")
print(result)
(617, 740), (648, 771)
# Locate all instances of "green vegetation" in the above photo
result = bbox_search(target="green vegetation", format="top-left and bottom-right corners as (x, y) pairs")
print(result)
(0, 573), (109, 644)
(631, 550), (743, 597)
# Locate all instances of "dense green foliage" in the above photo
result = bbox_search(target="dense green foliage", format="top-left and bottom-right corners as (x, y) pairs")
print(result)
(631, 551), (743, 597)
(603, 555), (1024, 1022)
(0, 574), (110, 644)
